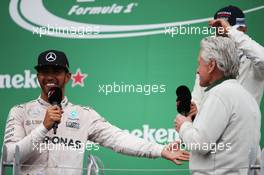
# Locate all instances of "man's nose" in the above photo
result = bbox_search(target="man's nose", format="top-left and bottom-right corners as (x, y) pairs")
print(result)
(45, 72), (56, 79)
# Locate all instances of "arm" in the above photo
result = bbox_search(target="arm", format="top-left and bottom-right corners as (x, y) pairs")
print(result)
(87, 111), (163, 158)
(228, 27), (264, 74)
(177, 93), (230, 155)
(4, 106), (48, 163)
(210, 19), (264, 75)
(86, 111), (190, 164)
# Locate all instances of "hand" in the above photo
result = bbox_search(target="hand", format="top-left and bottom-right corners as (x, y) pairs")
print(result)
(209, 19), (231, 36)
(43, 105), (63, 130)
(161, 148), (190, 165)
(164, 140), (181, 152)
(189, 102), (198, 120)
(174, 114), (192, 132)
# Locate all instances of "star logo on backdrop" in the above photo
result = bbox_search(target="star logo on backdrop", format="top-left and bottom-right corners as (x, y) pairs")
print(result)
(71, 68), (88, 87)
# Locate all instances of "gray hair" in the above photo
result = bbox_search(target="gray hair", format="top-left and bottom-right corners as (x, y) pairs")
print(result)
(200, 36), (240, 78)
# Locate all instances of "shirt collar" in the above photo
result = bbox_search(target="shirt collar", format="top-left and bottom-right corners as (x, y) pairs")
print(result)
(37, 96), (69, 108)
(205, 77), (234, 92)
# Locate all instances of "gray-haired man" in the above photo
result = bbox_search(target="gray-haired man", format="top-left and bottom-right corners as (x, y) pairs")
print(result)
(175, 36), (261, 175)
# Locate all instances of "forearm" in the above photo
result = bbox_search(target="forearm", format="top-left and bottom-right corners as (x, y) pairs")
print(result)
(228, 27), (264, 71)
(106, 130), (164, 158)
(89, 119), (164, 158)
(5, 124), (48, 163)
(179, 122), (211, 155)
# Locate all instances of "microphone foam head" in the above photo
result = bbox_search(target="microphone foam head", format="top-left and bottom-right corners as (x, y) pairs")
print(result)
(48, 87), (62, 104)
(176, 85), (192, 115)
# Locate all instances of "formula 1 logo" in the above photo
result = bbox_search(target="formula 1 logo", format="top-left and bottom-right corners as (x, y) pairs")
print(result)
(9, 0), (264, 39)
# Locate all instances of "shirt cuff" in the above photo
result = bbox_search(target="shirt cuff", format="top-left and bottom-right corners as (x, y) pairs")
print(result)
(227, 26), (243, 41)
(179, 121), (193, 139)
(31, 124), (49, 142)
(153, 144), (166, 158)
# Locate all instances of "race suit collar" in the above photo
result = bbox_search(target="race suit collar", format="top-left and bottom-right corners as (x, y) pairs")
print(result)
(37, 96), (69, 108)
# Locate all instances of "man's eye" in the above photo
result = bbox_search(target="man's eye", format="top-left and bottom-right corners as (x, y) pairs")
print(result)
(39, 71), (48, 74)
(55, 70), (63, 74)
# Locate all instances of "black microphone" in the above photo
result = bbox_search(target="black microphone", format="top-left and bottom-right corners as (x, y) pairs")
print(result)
(176, 85), (192, 116)
(48, 87), (62, 134)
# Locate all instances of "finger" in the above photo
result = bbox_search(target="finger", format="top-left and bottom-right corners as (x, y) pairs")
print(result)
(188, 111), (196, 119)
(49, 107), (63, 113)
(53, 106), (62, 113)
(208, 20), (216, 27)
(178, 156), (190, 161)
(48, 111), (62, 117)
(179, 153), (190, 158)
(178, 158), (189, 161)
(189, 110), (197, 115)
(50, 116), (62, 123)
(189, 108), (196, 114)
(50, 114), (62, 119)
(53, 105), (61, 109)
(51, 110), (62, 115)
(49, 105), (60, 110)
(181, 150), (190, 154)
(209, 19), (222, 27)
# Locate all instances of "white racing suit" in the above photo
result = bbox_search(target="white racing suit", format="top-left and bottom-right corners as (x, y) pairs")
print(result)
(3, 97), (164, 175)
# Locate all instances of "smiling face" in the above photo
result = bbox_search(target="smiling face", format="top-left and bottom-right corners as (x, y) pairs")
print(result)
(37, 66), (71, 102)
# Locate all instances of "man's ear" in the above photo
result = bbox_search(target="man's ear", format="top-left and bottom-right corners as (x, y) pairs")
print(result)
(65, 72), (72, 84)
(208, 59), (216, 74)
(36, 72), (41, 80)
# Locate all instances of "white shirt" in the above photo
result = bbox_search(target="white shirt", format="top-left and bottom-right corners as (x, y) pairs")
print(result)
(180, 79), (261, 175)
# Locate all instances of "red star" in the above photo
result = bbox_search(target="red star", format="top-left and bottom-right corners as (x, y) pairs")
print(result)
(71, 68), (88, 87)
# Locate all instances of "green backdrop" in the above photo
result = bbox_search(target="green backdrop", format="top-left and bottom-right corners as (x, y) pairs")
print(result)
(1, 0), (264, 174)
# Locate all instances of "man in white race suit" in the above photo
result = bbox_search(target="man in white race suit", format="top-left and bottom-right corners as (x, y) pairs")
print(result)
(3, 49), (189, 175)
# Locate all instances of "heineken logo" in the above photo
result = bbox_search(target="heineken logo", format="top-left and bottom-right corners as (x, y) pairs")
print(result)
(0, 69), (88, 89)
(10, 0), (264, 39)
(0, 70), (39, 89)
